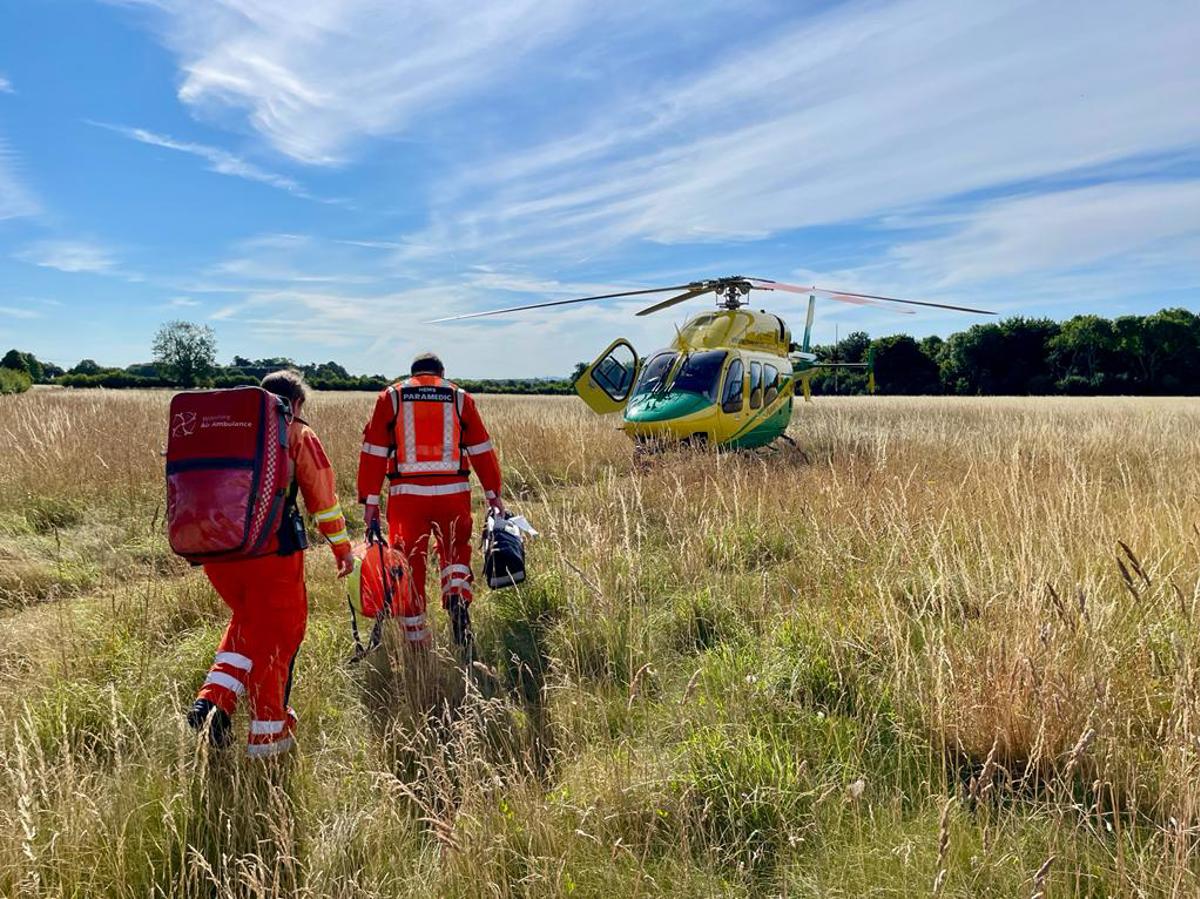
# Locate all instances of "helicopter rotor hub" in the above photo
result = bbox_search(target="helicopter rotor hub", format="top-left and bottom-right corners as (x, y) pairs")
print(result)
(709, 277), (751, 309)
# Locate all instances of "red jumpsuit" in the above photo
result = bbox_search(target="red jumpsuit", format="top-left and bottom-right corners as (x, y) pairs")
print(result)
(197, 419), (350, 757)
(357, 375), (502, 646)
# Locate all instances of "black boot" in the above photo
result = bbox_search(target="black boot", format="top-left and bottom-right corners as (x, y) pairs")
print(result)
(447, 594), (473, 650)
(187, 698), (232, 748)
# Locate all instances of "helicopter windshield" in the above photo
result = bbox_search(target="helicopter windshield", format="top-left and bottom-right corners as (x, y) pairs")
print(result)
(670, 350), (728, 403)
(633, 351), (678, 396)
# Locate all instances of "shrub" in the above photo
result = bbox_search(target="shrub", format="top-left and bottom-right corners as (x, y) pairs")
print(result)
(23, 495), (86, 533)
(0, 367), (32, 395)
(211, 373), (259, 388)
(56, 371), (168, 389)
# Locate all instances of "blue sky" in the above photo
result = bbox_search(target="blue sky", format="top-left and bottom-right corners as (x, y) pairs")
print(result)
(0, 0), (1197, 378)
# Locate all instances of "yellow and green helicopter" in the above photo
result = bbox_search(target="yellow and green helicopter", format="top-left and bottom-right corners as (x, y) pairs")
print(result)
(433, 276), (993, 449)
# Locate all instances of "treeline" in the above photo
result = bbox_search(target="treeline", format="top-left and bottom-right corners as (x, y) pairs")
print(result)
(6, 307), (1198, 398)
(1, 351), (574, 394)
(216, 358), (574, 394)
(810, 307), (1200, 396)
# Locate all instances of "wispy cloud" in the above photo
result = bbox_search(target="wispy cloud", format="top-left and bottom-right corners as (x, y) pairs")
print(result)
(0, 74), (13, 94)
(121, 0), (1200, 265)
(117, 0), (603, 164)
(0, 306), (40, 320)
(0, 135), (39, 220)
(335, 239), (406, 251)
(167, 296), (200, 307)
(209, 233), (381, 285)
(887, 181), (1200, 287)
(401, 0), (1200, 263)
(94, 122), (333, 200)
(16, 240), (117, 274)
(206, 282), (678, 377)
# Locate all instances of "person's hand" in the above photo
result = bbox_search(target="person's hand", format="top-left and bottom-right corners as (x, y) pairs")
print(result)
(334, 544), (354, 578)
(487, 494), (506, 516)
(363, 502), (380, 535)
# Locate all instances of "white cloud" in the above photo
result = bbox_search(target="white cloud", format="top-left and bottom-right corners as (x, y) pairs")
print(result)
(16, 240), (117, 274)
(888, 181), (1200, 287)
(0, 74), (13, 94)
(335, 239), (405, 251)
(123, 0), (600, 165)
(167, 296), (200, 307)
(94, 122), (326, 198)
(209, 233), (382, 284)
(0, 306), (40, 320)
(0, 136), (38, 220)
(197, 263), (694, 377)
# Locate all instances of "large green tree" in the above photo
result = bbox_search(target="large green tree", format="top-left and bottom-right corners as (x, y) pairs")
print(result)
(940, 317), (1060, 395)
(1109, 311), (1200, 394)
(871, 334), (941, 394)
(1139, 308), (1200, 393)
(1048, 314), (1118, 393)
(152, 321), (217, 388)
(1, 349), (26, 372)
(2, 349), (45, 381)
(69, 359), (103, 376)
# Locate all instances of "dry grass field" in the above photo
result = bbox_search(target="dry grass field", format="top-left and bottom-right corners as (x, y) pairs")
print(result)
(1, 389), (1199, 897)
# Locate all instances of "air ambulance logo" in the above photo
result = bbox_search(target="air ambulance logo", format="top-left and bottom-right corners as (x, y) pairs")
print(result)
(172, 411), (197, 438)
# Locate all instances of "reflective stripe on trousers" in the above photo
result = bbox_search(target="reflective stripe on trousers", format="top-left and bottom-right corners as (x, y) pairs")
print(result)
(389, 480), (472, 497)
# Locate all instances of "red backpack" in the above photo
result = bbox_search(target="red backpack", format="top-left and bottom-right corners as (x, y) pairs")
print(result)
(165, 387), (296, 564)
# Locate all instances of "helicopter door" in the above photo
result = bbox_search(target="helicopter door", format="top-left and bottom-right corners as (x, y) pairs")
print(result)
(575, 338), (640, 415)
(720, 355), (749, 426)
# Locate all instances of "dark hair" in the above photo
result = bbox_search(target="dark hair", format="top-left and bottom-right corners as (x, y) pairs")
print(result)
(411, 352), (445, 376)
(260, 369), (309, 409)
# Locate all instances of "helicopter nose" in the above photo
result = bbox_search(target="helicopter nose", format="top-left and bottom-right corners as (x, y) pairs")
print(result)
(624, 391), (705, 422)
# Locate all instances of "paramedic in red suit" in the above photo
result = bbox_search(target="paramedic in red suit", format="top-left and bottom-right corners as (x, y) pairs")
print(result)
(187, 371), (354, 756)
(357, 353), (504, 648)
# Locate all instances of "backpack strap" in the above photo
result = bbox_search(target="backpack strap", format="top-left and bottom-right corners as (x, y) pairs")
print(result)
(451, 382), (469, 476)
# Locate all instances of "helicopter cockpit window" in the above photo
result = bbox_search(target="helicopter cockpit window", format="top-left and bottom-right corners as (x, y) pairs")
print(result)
(671, 350), (728, 403)
(591, 342), (638, 402)
(764, 364), (780, 404)
(721, 358), (745, 413)
(749, 361), (763, 409)
(633, 352), (678, 397)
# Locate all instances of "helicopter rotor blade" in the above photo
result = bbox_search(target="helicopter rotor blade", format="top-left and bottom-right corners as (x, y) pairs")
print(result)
(635, 287), (711, 317)
(749, 278), (912, 313)
(746, 277), (995, 315)
(425, 283), (695, 323)
(745, 278), (811, 294)
(825, 292), (916, 314)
